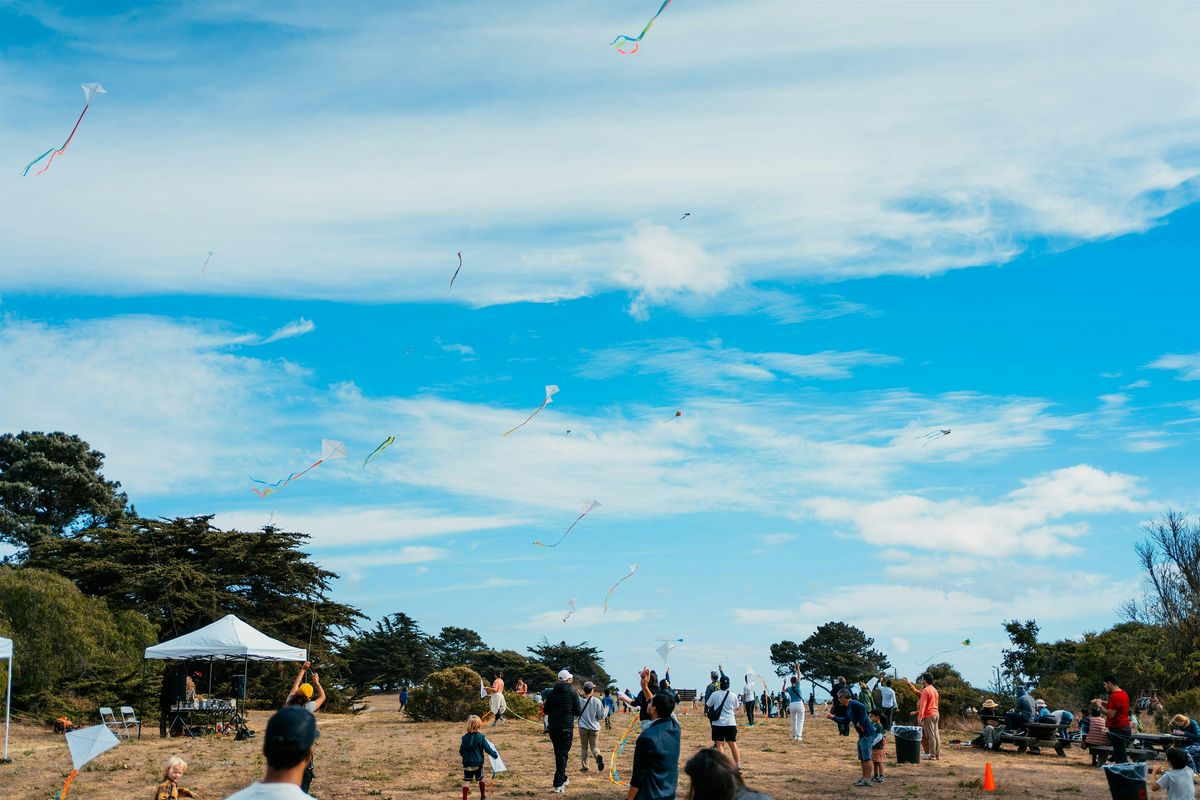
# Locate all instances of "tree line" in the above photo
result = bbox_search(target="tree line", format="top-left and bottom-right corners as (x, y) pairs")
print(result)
(0, 431), (608, 716)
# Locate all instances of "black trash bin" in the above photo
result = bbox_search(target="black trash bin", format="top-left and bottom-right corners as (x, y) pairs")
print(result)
(1103, 762), (1147, 800)
(893, 725), (922, 764)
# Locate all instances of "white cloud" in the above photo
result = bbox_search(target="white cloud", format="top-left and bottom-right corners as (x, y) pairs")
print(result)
(1147, 353), (1200, 381)
(440, 343), (476, 356)
(890, 637), (910, 655)
(807, 464), (1148, 557)
(318, 545), (448, 578)
(1, 3), (1195, 310)
(1122, 380), (1151, 390)
(213, 507), (523, 549)
(260, 317), (315, 344)
(578, 338), (898, 385)
(524, 605), (648, 629)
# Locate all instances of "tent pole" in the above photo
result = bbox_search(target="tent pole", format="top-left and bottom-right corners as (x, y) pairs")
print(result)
(2, 652), (11, 764)
(208, 658), (213, 696)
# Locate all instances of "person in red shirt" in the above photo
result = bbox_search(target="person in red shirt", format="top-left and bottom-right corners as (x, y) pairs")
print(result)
(1093, 674), (1132, 764)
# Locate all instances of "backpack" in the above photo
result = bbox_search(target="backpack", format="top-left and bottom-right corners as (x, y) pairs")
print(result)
(707, 691), (729, 722)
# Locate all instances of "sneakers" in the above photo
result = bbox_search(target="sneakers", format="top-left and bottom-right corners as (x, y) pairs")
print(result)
(853, 779), (871, 787)
(872, 776), (885, 783)
(596, 755), (604, 771)
(921, 754), (934, 760)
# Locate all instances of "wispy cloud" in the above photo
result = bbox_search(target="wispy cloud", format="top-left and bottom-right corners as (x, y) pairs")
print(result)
(1, 3), (1195, 312)
(440, 342), (476, 356)
(260, 317), (315, 344)
(807, 464), (1149, 557)
(578, 338), (899, 385)
(1147, 353), (1200, 381)
(524, 605), (648, 629)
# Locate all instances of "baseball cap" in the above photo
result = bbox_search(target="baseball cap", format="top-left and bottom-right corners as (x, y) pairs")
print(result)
(583, 681), (595, 692)
(264, 706), (320, 751)
(710, 671), (719, 679)
(298, 683), (314, 699)
(558, 669), (573, 682)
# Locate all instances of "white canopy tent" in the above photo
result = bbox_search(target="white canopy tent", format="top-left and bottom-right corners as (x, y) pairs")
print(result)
(144, 615), (306, 714)
(1, 636), (11, 764)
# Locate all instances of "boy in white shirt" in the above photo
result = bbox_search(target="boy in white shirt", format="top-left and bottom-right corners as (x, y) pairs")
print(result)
(1153, 748), (1198, 800)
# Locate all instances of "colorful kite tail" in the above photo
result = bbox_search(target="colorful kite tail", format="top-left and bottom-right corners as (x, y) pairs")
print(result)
(21, 148), (55, 177)
(29, 104), (91, 176)
(607, 713), (640, 784)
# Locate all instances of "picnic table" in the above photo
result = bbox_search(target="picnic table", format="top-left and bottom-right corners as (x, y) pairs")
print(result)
(973, 721), (1073, 756)
(1133, 732), (1187, 755)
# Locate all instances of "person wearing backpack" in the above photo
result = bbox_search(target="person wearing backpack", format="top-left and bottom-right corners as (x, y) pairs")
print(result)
(705, 675), (742, 769)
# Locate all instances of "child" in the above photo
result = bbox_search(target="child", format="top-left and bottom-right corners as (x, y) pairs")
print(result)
(155, 756), (196, 800)
(868, 707), (887, 784)
(1151, 747), (1197, 799)
(602, 688), (616, 730)
(1084, 704), (1110, 766)
(460, 715), (498, 800)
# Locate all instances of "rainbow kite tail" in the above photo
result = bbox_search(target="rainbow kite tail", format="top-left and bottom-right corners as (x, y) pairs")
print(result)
(21, 148), (54, 176)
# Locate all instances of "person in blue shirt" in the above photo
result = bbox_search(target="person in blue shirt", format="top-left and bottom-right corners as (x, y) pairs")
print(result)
(627, 693), (681, 800)
(828, 690), (877, 787)
(399, 685), (409, 716)
(602, 689), (617, 730)
(459, 715), (499, 800)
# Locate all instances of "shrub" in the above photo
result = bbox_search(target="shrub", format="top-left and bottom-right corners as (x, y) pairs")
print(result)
(406, 666), (490, 722)
(1159, 688), (1200, 728)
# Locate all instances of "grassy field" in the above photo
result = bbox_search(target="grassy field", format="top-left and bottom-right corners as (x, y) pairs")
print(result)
(3, 695), (1119, 799)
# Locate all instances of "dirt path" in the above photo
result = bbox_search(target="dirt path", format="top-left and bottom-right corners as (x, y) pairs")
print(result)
(2, 696), (1117, 798)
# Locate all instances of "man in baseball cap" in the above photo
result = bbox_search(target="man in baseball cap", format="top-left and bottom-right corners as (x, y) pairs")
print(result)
(542, 669), (584, 793)
(224, 706), (319, 799)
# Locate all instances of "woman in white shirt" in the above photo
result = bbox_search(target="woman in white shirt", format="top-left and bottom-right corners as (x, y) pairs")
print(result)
(706, 675), (743, 769)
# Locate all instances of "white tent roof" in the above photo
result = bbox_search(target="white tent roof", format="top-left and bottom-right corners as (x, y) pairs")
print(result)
(0, 637), (10, 659)
(144, 614), (307, 662)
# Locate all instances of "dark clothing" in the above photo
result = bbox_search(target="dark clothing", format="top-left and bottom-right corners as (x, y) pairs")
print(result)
(880, 706), (895, 729)
(1108, 725), (1132, 764)
(831, 683), (850, 736)
(542, 683), (584, 731)
(831, 699), (874, 738)
(460, 731), (499, 768)
(631, 691), (653, 722)
(301, 762), (314, 794)
(1177, 720), (1200, 746)
(629, 717), (681, 800)
(549, 727), (574, 788)
(1004, 710), (1030, 732)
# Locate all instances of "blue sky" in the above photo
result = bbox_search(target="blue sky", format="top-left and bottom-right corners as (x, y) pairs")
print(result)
(1, 0), (1198, 693)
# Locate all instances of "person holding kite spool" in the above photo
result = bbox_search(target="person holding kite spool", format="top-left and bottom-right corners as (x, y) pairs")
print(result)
(285, 662), (325, 795)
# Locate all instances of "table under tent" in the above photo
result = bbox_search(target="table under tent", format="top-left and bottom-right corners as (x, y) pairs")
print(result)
(144, 614), (306, 738)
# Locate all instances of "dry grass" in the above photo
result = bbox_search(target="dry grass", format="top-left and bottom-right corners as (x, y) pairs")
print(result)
(2, 696), (1115, 799)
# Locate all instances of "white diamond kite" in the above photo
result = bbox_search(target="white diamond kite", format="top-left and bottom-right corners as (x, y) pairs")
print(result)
(562, 598), (577, 623)
(59, 724), (120, 798)
(22, 83), (107, 176)
(655, 638), (683, 665)
(502, 385), (560, 436)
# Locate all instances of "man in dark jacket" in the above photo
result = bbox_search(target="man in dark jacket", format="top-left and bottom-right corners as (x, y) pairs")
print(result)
(542, 669), (584, 793)
(627, 692), (681, 800)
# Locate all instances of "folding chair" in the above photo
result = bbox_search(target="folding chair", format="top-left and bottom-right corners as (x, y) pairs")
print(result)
(120, 705), (143, 739)
(99, 707), (125, 739)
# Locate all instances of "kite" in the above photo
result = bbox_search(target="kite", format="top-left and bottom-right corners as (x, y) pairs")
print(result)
(663, 410), (682, 422)
(447, 251), (463, 294)
(680, 213), (690, 220)
(23, 83), (106, 176)
(562, 598), (577, 623)
(480, 677), (488, 699)
(610, 0), (673, 55)
(502, 385), (559, 436)
(534, 500), (600, 548)
(916, 429), (951, 447)
(921, 638), (972, 665)
(655, 638), (683, 665)
(202, 251), (214, 273)
(603, 564), (639, 613)
(250, 439), (347, 497)
(362, 435), (395, 468)
(58, 724), (120, 799)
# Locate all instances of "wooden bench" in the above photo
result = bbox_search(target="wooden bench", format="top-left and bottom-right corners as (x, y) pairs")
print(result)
(1087, 745), (1160, 763)
(675, 689), (697, 703)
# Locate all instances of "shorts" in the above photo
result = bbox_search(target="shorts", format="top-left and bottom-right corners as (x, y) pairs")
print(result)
(871, 742), (885, 764)
(463, 766), (483, 783)
(856, 735), (873, 761)
(711, 725), (738, 742)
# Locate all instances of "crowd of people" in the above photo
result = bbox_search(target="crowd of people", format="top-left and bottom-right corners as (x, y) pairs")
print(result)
(143, 663), (1200, 799)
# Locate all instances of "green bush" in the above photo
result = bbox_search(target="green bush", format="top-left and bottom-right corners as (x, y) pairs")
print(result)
(1159, 688), (1200, 727)
(0, 566), (156, 715)
(407, 666), (490, 722)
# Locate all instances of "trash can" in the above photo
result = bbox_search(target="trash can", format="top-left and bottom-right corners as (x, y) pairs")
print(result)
(1103, 762), (1148, 800)
(893, 725), (922, 764)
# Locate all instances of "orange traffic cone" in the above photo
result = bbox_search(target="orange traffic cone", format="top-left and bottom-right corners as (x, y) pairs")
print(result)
(983, 762), (996, 792)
